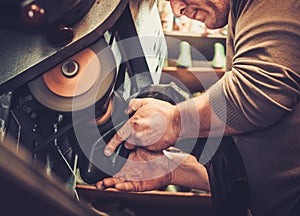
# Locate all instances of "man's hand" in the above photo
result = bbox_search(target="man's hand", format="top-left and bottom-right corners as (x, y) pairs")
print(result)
(104, 98), (181, 157)
(97, 147), (210, 192)
(98, 147), (172, 191)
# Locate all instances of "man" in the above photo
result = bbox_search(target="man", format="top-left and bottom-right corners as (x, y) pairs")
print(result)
(98, 0), (300, 215)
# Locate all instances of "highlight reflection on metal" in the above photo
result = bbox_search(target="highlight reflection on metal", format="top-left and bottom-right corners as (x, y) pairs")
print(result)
(61, 60), (79, 78)
(10, 110), (21, 153)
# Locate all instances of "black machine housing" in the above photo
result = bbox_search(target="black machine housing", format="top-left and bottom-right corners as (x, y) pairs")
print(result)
(0, 0), (189, 186)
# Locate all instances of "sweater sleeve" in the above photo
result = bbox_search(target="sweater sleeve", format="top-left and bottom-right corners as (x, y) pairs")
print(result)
(208, 0), (300, 132)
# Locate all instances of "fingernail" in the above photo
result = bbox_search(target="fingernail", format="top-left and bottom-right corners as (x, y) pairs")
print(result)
(104, 149), (112, 156)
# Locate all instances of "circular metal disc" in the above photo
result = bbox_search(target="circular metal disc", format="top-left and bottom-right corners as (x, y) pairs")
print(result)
(28, 39), (116, 112)
(43, 48), (100, 97)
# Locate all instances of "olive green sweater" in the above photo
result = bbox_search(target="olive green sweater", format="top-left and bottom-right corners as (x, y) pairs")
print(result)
(208, 0), (300, 215)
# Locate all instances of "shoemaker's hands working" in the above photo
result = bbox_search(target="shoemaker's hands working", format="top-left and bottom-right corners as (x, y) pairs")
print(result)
(97, 147), (210, 192)
(97, 147), (171, 191)
(104, 98), (181, 157)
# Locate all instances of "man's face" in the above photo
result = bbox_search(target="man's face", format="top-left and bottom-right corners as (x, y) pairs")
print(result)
(169, 0), (230, 29)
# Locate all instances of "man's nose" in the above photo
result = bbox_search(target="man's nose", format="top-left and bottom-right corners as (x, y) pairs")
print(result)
(170, 0), (187, 17)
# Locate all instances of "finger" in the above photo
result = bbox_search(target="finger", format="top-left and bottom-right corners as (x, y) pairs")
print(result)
(114, 181), (140, 191)
(104, 122), (131, 156)
(115, 180), (154, 192)
(124, 142), (136, 150)
(104, 188), (119, 192)
(126, 98), (152, 114)
(96, 177), (125, 190)
(95, 181), (106, 190)
(96, 178), (125, 190)
(103, 177), (125, 187)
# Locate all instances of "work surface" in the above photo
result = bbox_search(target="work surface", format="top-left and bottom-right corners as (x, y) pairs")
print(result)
(76, 184), (217, 216)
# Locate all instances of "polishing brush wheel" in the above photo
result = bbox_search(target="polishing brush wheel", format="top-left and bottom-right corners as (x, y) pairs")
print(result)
(42, 47), (100, 98)
(28, 38), (117, 113)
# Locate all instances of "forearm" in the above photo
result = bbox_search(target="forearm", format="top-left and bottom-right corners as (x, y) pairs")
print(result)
(169, 152), (210, 191)
(175, 92), (241, 139)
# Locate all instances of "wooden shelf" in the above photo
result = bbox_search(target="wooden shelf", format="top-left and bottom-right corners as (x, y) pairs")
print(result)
(76, 184), (215, 216)
(160, 66), (225, 93)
